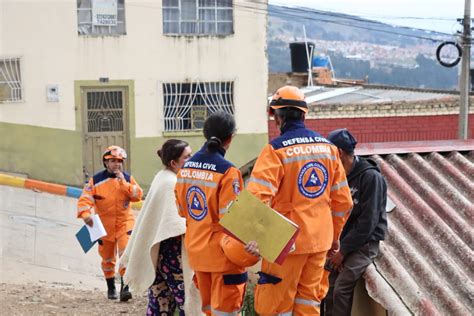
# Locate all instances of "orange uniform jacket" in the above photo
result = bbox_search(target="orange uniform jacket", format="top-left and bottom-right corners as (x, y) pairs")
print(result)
(175, 146), (244, 272)
(77, 170), (143, 242)
(247, 120), (353, 254)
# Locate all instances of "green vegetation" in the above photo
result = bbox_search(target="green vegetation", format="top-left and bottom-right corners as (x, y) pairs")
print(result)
(242, 279), (257, 316)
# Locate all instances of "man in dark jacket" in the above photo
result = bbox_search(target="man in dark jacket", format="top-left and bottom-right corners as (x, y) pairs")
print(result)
(323, 128), (388, 316)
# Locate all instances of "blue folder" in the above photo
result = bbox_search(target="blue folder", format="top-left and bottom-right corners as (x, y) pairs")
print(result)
(76, 225), (98, 253)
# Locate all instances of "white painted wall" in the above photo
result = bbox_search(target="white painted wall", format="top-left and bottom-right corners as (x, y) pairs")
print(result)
(0, 0), (269, 135)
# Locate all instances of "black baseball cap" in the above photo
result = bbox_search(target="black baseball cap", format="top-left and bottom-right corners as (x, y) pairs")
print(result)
(327, 128), (358, 153)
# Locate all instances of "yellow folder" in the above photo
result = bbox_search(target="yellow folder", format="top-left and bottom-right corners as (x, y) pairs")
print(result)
(219, 189), (299, 264)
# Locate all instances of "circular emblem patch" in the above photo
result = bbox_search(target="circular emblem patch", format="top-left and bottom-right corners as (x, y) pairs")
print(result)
(186, 186), (208, 221)
(297, 161), (328, 198)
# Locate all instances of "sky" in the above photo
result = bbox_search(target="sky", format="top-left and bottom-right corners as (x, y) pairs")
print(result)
(269, 0), (469, 34)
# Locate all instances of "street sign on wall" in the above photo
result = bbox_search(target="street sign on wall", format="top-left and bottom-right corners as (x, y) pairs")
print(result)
(92, 0), (118, 26)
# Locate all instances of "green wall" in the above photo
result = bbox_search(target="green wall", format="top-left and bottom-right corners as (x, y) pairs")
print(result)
(0, 122), (84, 186)
(0, 120), (268, 192)
(132, 133), (268, 193)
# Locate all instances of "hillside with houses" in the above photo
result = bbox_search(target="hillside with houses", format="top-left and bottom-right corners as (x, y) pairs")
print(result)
(268, 5), (459, 90)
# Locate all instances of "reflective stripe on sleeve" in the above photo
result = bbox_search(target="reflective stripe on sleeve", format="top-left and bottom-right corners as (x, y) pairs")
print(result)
(331, 180), (348, 191)
(332, 210), (349, 217)
(248, 177), (276, 192)
(283, 154), (337, 164)
(131, 185), (138, 198)
(82, 195), (95, 203)
(295, 297), (320, 307)
(219, 207), (228, 214)
(176, 178), (217, 188)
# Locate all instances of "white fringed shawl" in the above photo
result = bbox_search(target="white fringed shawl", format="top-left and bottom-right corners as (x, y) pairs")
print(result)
(122, 169), (202, 315)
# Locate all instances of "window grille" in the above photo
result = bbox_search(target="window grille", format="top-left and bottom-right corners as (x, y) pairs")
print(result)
(0, 58), (23, 103)
(77, 0), (126, 36)
(163, 0), (233, 35)
(163, 81), (234, 131)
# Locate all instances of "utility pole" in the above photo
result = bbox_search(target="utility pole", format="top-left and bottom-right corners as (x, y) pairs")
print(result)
(458, 0), (471, 139)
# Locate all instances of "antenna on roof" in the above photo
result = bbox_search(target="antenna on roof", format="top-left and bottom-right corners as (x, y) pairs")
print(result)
(326, 54), (336, 80)
(303, 25), (314, 87)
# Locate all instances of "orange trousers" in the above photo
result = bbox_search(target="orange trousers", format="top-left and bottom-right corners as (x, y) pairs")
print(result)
(194, 269), (247, 315)
(255, 251), (327, 316)
(98, 233), (130, 279)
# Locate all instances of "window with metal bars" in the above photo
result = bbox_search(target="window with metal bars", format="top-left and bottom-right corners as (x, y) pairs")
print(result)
(0, 58), (23, 103)
(163, 0), (233, 35)
(77, 0), (126, 36)
(163, 81), (234, 131)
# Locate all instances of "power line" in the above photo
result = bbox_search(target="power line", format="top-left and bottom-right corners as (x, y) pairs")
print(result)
(125, 2), (453, 43)
(266, 5), (453, 38)
(264, 5), (450, 42)
(233, 3), (454, 41)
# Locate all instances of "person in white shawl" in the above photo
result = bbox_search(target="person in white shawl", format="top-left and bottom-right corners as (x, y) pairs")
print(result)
(121, 139), (202, 315)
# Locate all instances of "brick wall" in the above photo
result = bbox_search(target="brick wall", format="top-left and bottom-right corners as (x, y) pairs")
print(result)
(268, 114), (474, 142)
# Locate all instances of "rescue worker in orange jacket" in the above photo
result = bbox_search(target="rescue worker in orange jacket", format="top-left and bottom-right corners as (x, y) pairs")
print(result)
(246, 86), (353, 316)
(175, 111), (257, 315)
(77, 145), (143, 301)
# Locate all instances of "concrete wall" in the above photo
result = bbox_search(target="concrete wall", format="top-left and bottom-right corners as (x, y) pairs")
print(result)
(0, 185), (101, 277)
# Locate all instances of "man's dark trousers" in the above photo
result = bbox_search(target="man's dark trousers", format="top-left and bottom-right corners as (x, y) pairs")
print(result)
(324, 241), (380, 316)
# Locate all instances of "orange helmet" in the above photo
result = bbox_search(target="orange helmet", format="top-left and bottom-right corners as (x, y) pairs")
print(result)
(220, 235), (260, 268)
(103, 145), (127, 161)
(269, 85), (308, 114)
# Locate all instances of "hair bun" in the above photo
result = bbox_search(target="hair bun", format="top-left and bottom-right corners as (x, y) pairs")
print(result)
(157, 149), (162, 158)
(209, 136), (222, 146)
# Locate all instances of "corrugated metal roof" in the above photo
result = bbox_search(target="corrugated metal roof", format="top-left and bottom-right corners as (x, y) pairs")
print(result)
(303, 86), (457, 105)
(239, 140), (474, 315)
(361, 144), (473, 315)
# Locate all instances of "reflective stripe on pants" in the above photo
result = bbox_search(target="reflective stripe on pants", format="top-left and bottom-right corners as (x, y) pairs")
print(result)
(255, 251), (326, 316)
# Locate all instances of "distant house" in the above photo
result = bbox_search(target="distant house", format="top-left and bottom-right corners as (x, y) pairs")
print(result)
(0, 0), (269, 190)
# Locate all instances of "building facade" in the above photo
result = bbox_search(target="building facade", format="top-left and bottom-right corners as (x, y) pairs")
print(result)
(0, 0), (269, 190)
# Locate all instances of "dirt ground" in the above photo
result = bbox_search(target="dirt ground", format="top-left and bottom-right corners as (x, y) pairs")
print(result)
(0, 282), (148, 315)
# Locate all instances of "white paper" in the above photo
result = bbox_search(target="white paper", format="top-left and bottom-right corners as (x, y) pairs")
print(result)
(86, 214), (107, 242)
(386, 196), (396, 213)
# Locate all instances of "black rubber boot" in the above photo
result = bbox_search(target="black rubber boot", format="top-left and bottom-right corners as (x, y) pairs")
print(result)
(120, 277), (132, 302)
(106, 278), (118, 300)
